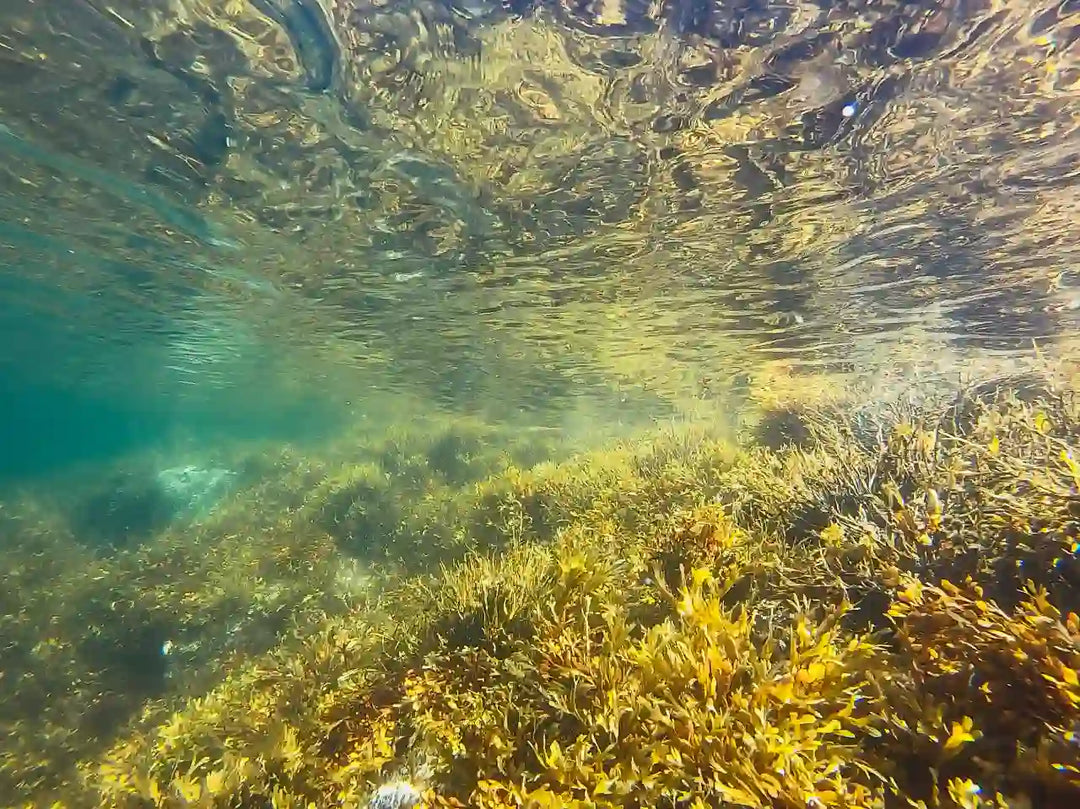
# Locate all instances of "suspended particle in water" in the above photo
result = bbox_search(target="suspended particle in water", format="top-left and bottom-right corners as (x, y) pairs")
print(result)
(842, 101), (857, 118)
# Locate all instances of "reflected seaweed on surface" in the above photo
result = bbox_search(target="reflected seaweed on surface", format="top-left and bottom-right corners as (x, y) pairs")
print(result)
(1, 0), (1077, 409)
(248, 0), (340, 93)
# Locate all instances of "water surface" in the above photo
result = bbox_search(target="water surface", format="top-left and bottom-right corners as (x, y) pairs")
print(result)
(0, 0), (1077, 465)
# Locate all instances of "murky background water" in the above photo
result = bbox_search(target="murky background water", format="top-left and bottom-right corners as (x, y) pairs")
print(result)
(2, 0), (1078, 478)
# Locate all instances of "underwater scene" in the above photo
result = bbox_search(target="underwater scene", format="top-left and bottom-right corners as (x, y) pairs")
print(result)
(1, 0), (1079, 806)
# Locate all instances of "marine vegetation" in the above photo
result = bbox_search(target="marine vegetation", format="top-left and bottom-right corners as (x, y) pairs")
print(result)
(58, 375), (1079, 809)
(0, 409), (573, 806)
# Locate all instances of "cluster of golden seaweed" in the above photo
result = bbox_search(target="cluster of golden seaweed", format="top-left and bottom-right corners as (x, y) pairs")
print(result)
(0, 413), (572, 807)
(0, 473), (343, 806)
(65, 377), (1079, 809)
(876, 578), (1080, 806)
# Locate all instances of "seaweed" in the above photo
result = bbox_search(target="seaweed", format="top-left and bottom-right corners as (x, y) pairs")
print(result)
(4, 379), (1080, 808)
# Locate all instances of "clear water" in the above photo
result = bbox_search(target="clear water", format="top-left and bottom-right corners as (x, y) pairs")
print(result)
(2, 0), (1078, 478)
(1, 0), (1079, 804)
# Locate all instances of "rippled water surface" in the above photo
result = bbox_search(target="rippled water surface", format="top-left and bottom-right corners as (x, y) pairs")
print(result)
(2, 0), (1079, 425)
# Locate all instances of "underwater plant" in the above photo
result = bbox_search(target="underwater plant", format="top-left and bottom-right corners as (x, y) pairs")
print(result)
(5, 375), (1080, 809)
(0, 414), (570, 806)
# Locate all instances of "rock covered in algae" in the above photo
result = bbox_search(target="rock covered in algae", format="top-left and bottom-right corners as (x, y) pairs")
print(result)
(12, 375), (1080, 808)
(155, 464), (236, 520)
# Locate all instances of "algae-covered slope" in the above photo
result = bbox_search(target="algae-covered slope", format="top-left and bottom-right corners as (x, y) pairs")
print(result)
(67, 378), (1080, 809)
(0, 411), (577, 806)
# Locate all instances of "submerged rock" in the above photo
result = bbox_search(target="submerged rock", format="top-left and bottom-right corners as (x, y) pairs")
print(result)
(69, 463), (235, 551)
(155, 464), (235, 521)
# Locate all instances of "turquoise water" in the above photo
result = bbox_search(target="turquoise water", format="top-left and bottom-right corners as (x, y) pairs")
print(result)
(0, 0), (1076, 562)
(1, 0), (1076, 546)
(0, 372), (343, 483)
